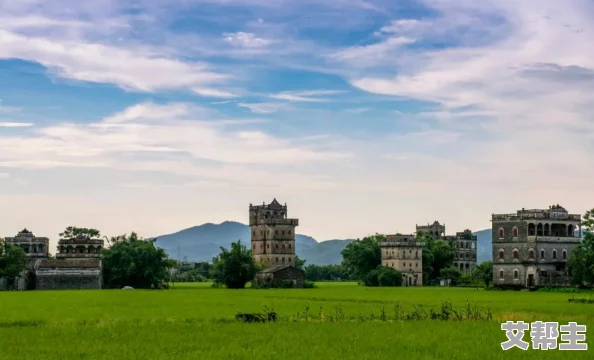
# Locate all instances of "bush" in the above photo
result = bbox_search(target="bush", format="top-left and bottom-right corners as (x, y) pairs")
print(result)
(364, 266), (402, 287)
(303, 280), (316, 288)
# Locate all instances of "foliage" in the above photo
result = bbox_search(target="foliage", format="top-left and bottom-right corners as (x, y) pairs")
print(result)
(101, 232), (174, 289)
(59, 226), (101, 239)
(303, 280), (316, 288)
(416, 232), (455, 283)
(174, 269), (207, 283)
(471, 261), (494, 287)
(171, 261), (212, 282)
(340, 233), (384, 280)
(440, 267), (462, 286)
(304, 264), (353, 281)
(294, 255), (306, 270)
(364, 266), (402, 287)
(570, 208), (594, 287)
(0, 240), (28, 278)
(211, 240), (260, 289)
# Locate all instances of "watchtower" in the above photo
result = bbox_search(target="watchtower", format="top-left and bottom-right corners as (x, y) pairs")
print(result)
(249, 199), (299, 267)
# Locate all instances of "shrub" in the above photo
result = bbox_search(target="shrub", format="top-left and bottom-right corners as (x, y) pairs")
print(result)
(364, 267), (402, 287)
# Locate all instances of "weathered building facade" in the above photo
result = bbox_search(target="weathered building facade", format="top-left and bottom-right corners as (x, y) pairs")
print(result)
(1, 229), (50, 290)
(445, 230), (478, 273)
(1, 230), (104, 291)
(380, 234), (424, 286)
(254, 265), (305, 287)
(416, 221), (445, 239)
(492, 205), (582, 289)
(250, 199), (305, 287)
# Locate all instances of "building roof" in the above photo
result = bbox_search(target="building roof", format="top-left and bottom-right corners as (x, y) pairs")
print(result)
(259, 265), (304, 274)
(37, 260), (101, 269)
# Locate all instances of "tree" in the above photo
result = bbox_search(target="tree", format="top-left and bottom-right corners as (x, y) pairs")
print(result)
(101, 232), (174, 289)
(211, 240), (259, 289)
(341, 234), (384, 280)
(440, 266), (462, 286)
(295, 255), (306, 270)
(59, 226), (100, 239)
(472, 261), (494, 287)
(569, 208), (594, 287)
(0, 240), (28, 279)
(417, 232), (455, 283)
(364, 266), (402, 287)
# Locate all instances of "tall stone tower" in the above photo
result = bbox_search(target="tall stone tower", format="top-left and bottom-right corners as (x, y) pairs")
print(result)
(249, 199), (299, 267)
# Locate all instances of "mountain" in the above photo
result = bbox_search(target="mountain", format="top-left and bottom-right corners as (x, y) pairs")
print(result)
(155, 222), (549, 266)
(154, 221), (349, 265)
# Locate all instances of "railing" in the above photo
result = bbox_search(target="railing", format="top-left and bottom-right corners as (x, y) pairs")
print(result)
(252, 219), (299, 226)
(58, 239), (104, 245)
(528, 236), (581, 243)
(379, 242), (424, 247)
(56, 253), (101, 258)
(492, 213), (581, 221)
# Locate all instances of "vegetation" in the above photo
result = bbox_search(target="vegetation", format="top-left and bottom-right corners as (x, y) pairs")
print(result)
(364, 266), (403, 287)
(0, 283), (593, 359)
(304, 264), (353, 281)
(211, 240), (261, 289)
(101, 232), (175, 289)
(0, 239), (27, 279)
(173, 261), (212, 282)
(59, 226), (101, 239)
(570, 208), (594, 287)
(472, 261), (494, 287)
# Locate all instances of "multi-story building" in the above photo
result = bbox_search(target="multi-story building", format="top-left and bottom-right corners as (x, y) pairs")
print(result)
(491, 204), (582, 289)
(444, 230), (477, 273)
(416, 221), (445, 239)
(56, 235), (104, 260)
(2, 229), (50, 290)
(250, 199), (305, 287)
(379, 234), (424, 286)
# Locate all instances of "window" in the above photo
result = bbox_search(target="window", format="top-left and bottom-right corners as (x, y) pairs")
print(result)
(282, 230), (285, 235)
(553, 250), (557, 259)
(415, 251), (418, 258)
(275, 257), (278, 262)
(288, 230), (291, 235)
(288, 257), (291, 262)
(499, 270), (504, 279)
(513, 227), (518, 238)
(513, 249), (519, 259)
(260, 244), (263, 249)
(514, 270), (519, 279)
(275, 230), (278, 235)
(260, 230), (263, 235)
(282, 244), (285, 249)
(540, 249), (545, 259)
(252, 231), (256, 236)
(529, 249), (534, 259)
(562, 249), (567, 260)
(275, 243), (279, 248)
(499, 228), (504, 239)
(415, 262), (418, 268)
(499, 249), (504, 259)
(282, 257), (285, 263)
(252, 245), (255, 250)
(267, 244), (270, 249)
(288, 244), (291, 249)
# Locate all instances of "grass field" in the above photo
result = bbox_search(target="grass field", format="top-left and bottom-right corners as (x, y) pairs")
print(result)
(1, 282), (592, 359)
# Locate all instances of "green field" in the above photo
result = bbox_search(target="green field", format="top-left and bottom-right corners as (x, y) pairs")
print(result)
(1, 282), (592, 359)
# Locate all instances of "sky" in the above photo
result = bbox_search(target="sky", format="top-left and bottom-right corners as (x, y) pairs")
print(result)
(1, 0), (593, 252)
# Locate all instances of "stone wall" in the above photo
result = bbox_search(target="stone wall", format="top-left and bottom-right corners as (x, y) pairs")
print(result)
(36, 270), (102, 290)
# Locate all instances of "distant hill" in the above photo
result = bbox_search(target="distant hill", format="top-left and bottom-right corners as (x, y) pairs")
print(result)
(154, 221), (350, 265)
(155, 222), (558, 266)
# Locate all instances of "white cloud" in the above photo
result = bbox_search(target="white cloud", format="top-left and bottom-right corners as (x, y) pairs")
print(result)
(192, 87), (237, 98)
(223, 32), (271, 48)
(269, 90), (344, 102)
(237, 102), (287, 113)
(0, 99), (22, 113)
(0, 173), (9, 179)
(0, 30), (227, 92)
(0, 122), (33, 127)
(329, 36), (415, 65)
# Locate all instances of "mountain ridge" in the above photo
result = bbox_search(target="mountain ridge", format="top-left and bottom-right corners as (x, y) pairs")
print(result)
(154, 221), (495, 265)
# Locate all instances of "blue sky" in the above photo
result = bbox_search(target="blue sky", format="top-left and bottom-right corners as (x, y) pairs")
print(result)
(1, 0), (593, 249)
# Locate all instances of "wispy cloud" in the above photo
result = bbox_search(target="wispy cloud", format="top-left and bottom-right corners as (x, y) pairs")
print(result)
(223, 32), (272, 48)
(237, 102), (287, 113)
(192, 87), (237, 98)
(0, 122), (34, 127)
(269, 90), (345, 102)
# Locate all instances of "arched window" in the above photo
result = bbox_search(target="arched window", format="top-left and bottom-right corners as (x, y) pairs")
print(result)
(540, 249), (545, 259)
(288, 257), (291, 263)
(553, 249), (557, 259)
(529, 249), (535, 259)
(513, 227), (518, 238)
(499, 249), (504, 259)
(275, 243), (279, 248)
(288, 230), (291, 235)
(288, 244), (291, 249)
(499, 270), (504, 279)
(499, 228), (504, 239)
(252, 244), (256, 250)
(267, 244), (270, 249)
(513, 249), (519, 259)
(514, 269), (519, 279)
(562, 249), (567, 260)
(282, 243), (285, 249)
(252, 231), (256, 236)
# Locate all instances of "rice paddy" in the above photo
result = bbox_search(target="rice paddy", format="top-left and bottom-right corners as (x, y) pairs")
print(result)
(0, 282), (592, 359)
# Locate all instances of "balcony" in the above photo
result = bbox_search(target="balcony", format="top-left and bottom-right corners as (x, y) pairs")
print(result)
(528, 236), (581, 243)
(56, 253), (101, 259)
(58, 239), (104, 245)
